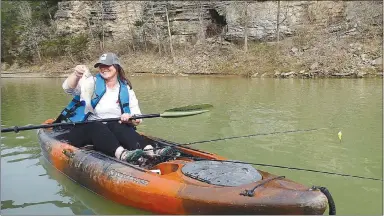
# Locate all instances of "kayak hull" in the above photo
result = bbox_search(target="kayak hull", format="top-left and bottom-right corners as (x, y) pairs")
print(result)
(37, 119), (328, 215)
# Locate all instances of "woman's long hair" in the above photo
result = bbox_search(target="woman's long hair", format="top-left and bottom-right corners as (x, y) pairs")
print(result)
(113, 64), (132, 89)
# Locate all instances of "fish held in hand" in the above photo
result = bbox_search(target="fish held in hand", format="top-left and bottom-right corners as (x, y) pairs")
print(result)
(79, 66), (96, 114)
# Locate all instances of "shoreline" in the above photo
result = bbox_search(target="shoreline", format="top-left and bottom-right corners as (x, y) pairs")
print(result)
(0, 71), (241, 79)
(1, 70), (383, 79)
(2, 38), (382, 80)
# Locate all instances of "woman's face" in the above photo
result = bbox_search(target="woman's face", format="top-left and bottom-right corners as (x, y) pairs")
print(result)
(98, 64), (118, 81)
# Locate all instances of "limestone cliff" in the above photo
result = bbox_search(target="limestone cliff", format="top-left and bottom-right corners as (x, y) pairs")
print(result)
(54, 1), (372, 44)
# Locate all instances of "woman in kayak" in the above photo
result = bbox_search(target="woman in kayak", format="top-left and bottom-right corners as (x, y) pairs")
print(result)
(57, 52), (172, 162)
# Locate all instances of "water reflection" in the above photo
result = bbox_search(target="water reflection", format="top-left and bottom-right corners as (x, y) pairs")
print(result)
(38, 157), (152, 215)
(1, 199), (75, 211)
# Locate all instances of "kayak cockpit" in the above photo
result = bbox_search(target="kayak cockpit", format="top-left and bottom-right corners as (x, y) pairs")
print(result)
(44, 128), (263, 187)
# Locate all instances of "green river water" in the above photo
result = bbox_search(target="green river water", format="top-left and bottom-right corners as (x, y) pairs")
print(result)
(1, 76), (383, 215)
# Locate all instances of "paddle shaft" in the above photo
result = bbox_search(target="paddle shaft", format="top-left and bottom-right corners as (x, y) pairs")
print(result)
(1, 114), (160, 133)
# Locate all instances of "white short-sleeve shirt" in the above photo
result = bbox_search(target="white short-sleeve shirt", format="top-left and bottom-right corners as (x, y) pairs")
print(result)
(62, 76), (142, 122)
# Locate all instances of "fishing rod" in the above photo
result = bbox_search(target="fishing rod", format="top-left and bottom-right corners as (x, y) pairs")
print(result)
(152, 138), (382, 182)
(193, 159), (383, 182)
(145, 127), (330, 153)
(173, 128), (384, 181)
(146, 128), (329, 153)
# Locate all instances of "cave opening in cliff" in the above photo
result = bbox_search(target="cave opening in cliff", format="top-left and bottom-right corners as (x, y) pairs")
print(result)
(206, 9), (227, 38)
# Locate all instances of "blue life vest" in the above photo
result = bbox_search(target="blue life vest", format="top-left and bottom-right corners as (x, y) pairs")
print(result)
(57, 73), (131, 122)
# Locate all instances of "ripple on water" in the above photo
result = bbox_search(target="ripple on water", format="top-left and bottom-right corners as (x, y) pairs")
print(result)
(7, 153), (42, 164)
(362, 186), (380, 193)
(1, 146), (40, 158)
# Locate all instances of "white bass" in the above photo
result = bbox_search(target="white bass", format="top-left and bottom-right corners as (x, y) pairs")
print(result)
(80, 66), (96, 114)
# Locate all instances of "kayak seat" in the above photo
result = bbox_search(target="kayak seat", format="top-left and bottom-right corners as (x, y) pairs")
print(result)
(152, 162), (181, 175)
(181, 160), (262, 187)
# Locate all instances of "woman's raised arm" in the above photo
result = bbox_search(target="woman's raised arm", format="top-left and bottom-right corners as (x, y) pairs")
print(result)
(62, 65), (88, 95)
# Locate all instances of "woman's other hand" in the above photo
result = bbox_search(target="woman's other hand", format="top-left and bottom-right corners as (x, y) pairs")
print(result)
(120, 113), (141, 126)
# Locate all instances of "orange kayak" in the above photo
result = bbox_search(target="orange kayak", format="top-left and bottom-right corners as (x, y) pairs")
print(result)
(37, 119), (332, 215)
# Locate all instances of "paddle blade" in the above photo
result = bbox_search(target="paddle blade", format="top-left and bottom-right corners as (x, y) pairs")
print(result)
(164, 104), (213, 113)
(160, 110), (210, 118)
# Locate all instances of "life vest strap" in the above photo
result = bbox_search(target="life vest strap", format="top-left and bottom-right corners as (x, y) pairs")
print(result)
(62, 99), (82, 119)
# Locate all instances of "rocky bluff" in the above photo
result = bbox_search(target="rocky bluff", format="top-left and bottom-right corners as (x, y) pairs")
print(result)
(54, 1), (371, 44)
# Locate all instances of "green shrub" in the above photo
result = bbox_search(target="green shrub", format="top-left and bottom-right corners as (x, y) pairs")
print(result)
(40, 36), (69, 58)
(67, 34), (90, 59)
(40, 34), (90, 61)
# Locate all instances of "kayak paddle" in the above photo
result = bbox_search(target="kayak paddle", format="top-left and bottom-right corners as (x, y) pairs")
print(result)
(1, 103), (213, 133)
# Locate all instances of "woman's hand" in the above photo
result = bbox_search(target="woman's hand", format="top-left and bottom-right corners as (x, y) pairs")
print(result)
(74, 65), (88, 78)
(66, 65), (89, 89)
(120, 113), (141, 126)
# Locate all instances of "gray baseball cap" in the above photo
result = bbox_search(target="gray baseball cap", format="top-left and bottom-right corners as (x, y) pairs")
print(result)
(94, 52), (120, 68)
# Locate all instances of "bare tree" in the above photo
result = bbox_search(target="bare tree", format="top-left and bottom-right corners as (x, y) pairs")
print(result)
(151, 2), (162, 55)
(276, 0), (280, 42)
(18, 2), (42, 62)
(198, 1), (206, 44)
(100, 1), (105, 50)
(276, 1), (288, 42)
(133, 2), (148, 52)
(165, 5), (175, 61)
(123, 3), (136, 52)
(93, 1), (106, 51)
(86, 17), (95, 43)
(243, 1), (248, 53)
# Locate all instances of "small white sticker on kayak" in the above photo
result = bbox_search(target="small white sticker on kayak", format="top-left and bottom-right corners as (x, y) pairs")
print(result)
(109, 169), (149, 186)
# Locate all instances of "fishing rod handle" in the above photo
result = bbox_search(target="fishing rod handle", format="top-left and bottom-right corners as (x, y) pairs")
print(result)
(0, 118), (121, 133)
(131, 114), (161, 119)
(1, 123), (60, 133)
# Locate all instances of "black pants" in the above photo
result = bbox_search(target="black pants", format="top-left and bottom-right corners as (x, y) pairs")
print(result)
(57, 122), (145, 157)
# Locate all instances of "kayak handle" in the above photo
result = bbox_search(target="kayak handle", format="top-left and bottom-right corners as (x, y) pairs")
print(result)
(62, 149), (75, 158)
(240, 176), (285, 197)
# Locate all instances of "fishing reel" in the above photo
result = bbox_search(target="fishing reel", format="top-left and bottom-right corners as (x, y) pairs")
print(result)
(136, 145), (181, 168)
